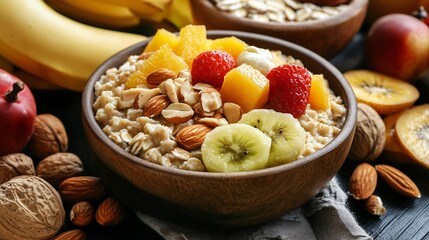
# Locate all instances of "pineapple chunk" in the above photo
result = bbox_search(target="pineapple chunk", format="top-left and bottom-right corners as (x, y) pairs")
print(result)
(175, 25), (208, 66)
(208, 36), (247, 60)
(144, 28), (179, 53)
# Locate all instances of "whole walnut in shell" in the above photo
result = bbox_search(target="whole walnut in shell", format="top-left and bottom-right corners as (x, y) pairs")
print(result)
(29, 114), (68, 159)
(0, 175), (65, 240)
(348, 103), (386, 161)
(0, 153), (35, 184)
(36, 152), (84, 188)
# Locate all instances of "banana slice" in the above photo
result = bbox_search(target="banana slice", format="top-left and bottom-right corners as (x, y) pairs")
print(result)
(201, 124), (271, 173)
(396, 104), (429, 168)
(238, 109), (306, 167)
(343, 70), (419, 115)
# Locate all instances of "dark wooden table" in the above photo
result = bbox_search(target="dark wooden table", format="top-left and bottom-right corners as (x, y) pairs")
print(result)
(31, 30), (429, 239)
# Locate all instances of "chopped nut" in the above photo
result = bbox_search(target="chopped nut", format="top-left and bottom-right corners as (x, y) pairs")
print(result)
(365, 195), (386, 216)
(132, 88), (161, 109)
(223, 102), (244, 123)
(200, 88), (222, 112)
(162, 103), (195, 124)
(164, 78), (181, 103)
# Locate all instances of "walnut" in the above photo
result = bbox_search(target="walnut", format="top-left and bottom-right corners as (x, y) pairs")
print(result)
(29, 114), (68, 159)
(0, 153), (35, 184)
(0, 175), (65, 240)
(348, 103), (386, 161)
(36, 152), (84, 188)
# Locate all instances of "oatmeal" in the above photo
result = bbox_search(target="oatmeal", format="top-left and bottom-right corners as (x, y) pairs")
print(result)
(93, 27), (346, 172)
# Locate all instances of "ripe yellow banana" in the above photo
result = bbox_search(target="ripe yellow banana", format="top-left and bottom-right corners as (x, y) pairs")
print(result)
(45, 0), (141, 29)
(0, 55), (60, 90)
(0, 0), (147, 91)
(92, 0), (172, 22)
(165, 0), (194, 28)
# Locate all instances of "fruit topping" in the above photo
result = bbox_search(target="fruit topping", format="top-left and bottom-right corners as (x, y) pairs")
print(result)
(208, 36), (247, 61)
(238, 109), (306, 167)
(143, 28), (179, 53)
(309, 74), (330, 111)
(237, 46), (275, 75)
(191, 50), (236, 88)
(201, 123), (271, 172)
(395, 104), (429, 169)
(126, 44), (188, 88)
(174, 24), (208, 66)
(265, 64), (311, 118)
(220, 63), (269, 112)
(343, 70), (419, 115)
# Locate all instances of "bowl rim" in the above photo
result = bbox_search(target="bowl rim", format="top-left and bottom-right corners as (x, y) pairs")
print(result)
(82, 30), (357, 179)
(189, 0), (368, 29)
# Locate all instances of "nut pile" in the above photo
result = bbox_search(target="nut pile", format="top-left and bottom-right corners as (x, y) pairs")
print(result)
(0, 113), (129, 240)
(211, 0), (350, 22)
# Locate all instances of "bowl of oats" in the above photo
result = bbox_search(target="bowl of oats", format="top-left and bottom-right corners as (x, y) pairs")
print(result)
(189, 0), (368, 59)
(82, 25), (357, 226)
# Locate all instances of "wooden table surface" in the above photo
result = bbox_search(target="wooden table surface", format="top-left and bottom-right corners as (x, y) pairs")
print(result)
(31, 30), (429, 240)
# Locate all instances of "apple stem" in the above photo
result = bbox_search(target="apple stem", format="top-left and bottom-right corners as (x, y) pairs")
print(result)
(4, 81), (24, 102)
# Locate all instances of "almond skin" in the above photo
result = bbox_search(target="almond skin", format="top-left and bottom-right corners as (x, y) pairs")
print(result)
(51, 229), (86, 240)
(349, 163), (377, 200)
(58, 176), (106, 203)
(375, 164), (421, 198)
(365, 195), (386, 216)
(146, 68), (177, 86)
(142, 95), (171, 117)
(176, 124), (212, 150)
(70, 201), (94, 227)
(95, 197), (128, 227)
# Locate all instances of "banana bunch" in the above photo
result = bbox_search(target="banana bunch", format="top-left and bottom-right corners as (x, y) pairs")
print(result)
(46, 0), (194, 29)
(0, 0), (147, 91)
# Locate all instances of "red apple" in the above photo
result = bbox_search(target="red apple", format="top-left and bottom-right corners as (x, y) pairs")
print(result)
(0, 69), (37, 156)
(365, 13), (429, 82)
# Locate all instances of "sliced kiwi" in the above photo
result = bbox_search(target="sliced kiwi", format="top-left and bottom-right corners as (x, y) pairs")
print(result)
(395, 104), (429, 168)
(343, 70), (419, 115)
(238, 109), (306, 167)
(201, 124), (271, 173)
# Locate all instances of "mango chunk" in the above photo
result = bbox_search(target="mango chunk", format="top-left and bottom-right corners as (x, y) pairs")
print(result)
(220, 64), (269, 112)
(309, 74), (330, 111)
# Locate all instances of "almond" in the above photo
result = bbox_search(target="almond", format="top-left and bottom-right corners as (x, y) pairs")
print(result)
(142, 95), (171, 117)
(176, 124), (212, 150)
(375, 164), (421, 198)
(95, 197), (128, 226)
(58, 176), (106, 203)
(162, 103), (194, 124)
(200, 88), (222, 112)
(223, 102), (244, 123)
(349, 163), (377, 200)
(51, 229), (86, 240)
(365, 195), (386, 216)
(70, 201), (94, 227)
(146, 68), (177, 86)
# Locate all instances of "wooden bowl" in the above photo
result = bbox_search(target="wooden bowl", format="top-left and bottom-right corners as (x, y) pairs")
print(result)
(82, 31), (357, 227)
(189, 0), (368, 59)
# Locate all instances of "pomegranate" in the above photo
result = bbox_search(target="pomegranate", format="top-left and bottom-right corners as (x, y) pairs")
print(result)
(0, 69), (37, 156)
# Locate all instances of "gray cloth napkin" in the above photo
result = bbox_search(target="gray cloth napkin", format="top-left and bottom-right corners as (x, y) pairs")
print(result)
(135, 177), (372, 240)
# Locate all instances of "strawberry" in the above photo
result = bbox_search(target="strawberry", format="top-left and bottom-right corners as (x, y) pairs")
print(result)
(191, 50), (236, 88)
(265, 64), (311, 118)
